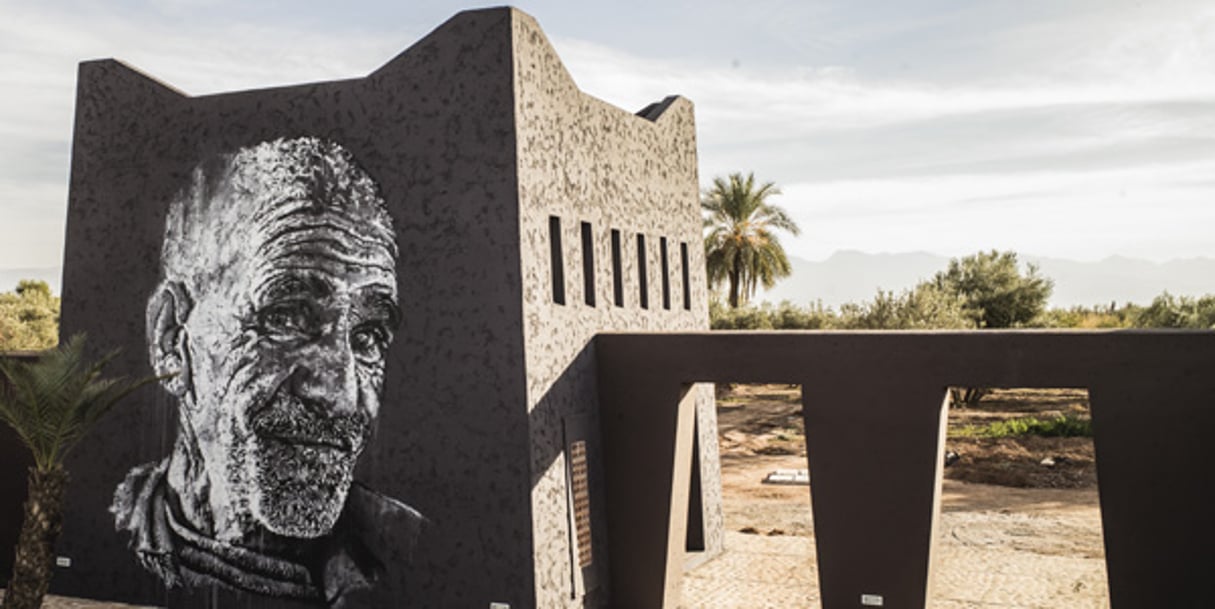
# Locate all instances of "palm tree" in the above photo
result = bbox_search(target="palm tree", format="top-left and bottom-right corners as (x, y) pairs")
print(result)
(0, 335), (159, 609)
(702, 172), (801, 308)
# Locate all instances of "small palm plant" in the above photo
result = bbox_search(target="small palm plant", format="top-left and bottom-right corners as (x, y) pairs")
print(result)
(0, 334), (160, 609)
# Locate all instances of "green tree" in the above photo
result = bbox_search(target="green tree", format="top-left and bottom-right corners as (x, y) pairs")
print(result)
(702, 172), (801, 308)
(930, 251), (1053, 406)
(0, 281), (60, 352)
(931, 250), (1053, 328)
(0, 335), (159, 609)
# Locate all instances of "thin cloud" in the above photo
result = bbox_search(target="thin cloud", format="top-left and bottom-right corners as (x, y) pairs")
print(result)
(1, 1), (1213, 271)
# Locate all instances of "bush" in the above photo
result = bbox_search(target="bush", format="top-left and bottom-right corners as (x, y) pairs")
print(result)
(1132, 293), (1215, 329)
(1035, 302), (1140, 329)
(837, 284), (971, 330)
(709, 299), (837, 330)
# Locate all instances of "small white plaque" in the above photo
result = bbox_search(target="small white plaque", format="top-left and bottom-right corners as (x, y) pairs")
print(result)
(55, 556), (72, 568)
(490, 603), (510, 609)
(861, 593), (884, 606)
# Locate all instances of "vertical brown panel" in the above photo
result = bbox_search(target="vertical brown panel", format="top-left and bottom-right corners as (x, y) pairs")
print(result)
(1089, 371), (1215, 608)
(597, 367), (696, 608)
(800, 379), (948, 609)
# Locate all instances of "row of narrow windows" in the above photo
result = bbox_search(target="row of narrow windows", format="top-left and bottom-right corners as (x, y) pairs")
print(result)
(549, 216), (692, 311)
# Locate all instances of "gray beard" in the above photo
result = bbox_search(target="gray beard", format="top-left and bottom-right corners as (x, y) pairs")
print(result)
(236, 389), (373, 538)
(248, 436), (359, 537)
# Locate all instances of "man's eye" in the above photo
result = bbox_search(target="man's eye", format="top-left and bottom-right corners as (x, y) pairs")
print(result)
(257, 302), (316, 337)
(351, 324), (390, 364)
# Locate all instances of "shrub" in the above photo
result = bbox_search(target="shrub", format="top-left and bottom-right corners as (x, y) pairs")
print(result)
(837, 284), (971, 330)
(1133, 293), (1215, 329)
(953, 415), (1092, 439)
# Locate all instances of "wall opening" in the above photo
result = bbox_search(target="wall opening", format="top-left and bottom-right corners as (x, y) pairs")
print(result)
(581, 222), (595, 307)
(549, 216), (565, 305)
(680, 242), (691, 311)
(683, 383), (819, 607)
(611, 229), (624, 307)
(934, 387), (1108, 608)
(660, 237), (671, 310)
(637, 234), (648, 310)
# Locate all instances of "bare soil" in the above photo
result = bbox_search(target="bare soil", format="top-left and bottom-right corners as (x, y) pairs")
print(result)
(704, 384), (1108, 608)
(717, 384), (1097, 489)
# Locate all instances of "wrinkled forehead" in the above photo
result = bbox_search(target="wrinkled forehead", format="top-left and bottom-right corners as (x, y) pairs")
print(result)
(248, 197), (399, 291)
(204, 175), (397, 300)
(222, 145), (398, 258)
(162, 137), (401, 303)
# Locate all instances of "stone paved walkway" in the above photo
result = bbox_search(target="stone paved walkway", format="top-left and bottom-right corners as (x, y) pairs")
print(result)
(682, 510), (1109, 609)
(683, 531), (819, 609)
(0, 590), (155, 608)
(6, 504), (1108, 609)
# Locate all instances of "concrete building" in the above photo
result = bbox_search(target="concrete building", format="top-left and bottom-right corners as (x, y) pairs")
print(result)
(39, 7), (721, 609)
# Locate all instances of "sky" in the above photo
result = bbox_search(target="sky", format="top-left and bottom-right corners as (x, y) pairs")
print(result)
(1, 0), (1213, 273)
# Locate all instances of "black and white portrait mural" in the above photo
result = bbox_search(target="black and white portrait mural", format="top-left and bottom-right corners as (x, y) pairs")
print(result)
(109, 137), (425, 607)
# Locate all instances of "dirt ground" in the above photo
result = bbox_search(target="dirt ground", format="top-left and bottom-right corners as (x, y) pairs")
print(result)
(717, 385), (1097, 489)
(697, 384), (1108, 608)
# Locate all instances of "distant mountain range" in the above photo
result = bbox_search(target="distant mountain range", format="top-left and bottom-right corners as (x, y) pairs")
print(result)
(757, 251), (1215, 309)
(4, 253), (1214, 309)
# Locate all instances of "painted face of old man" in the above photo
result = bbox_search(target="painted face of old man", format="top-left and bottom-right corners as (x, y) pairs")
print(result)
(146, 137), (399, 541)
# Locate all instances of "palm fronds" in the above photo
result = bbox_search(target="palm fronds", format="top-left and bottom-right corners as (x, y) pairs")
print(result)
(702, 172), (801, 307)
(0, 334), (161, 471)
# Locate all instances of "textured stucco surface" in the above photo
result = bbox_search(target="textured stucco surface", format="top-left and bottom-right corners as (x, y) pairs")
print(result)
(56, 9), (535, 608)
(511, 12), (721, 609)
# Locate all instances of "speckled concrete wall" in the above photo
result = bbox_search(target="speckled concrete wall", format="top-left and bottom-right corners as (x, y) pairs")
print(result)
(56, 9), (536, 608)
(511, 12), (722, 609)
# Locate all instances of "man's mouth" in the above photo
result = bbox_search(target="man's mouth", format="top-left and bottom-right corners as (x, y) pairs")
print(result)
(248, 387), (372, 455)
(259, 432), (356, 452)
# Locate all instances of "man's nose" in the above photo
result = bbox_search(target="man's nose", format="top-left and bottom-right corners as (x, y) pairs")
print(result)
(290, 329), (360, 416)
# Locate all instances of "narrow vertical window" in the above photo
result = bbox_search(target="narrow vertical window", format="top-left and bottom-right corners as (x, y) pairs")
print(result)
(680, 242), (691, 310)
(660, 237), (671, 310)
(610, 229), (624, 307)
(550, 216), (565, 305)
(581, 222), (595, 307)
(637, 234), (649, 310)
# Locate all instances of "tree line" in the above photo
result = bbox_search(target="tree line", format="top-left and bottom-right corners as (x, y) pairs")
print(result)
(710, 256), (1215, 331)
(700, 171), (1214, 331)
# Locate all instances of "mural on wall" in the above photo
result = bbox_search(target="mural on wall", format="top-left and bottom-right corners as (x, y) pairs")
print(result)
(109, 136), (425, 606)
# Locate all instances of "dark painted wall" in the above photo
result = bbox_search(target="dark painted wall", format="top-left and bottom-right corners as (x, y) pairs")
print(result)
(0, 353), (39, 586)
(596, 331), (1215, 609)
(55, 9), (533, 608)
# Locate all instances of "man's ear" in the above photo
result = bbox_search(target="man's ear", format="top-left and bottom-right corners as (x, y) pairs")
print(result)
(147, 281), (194, 399)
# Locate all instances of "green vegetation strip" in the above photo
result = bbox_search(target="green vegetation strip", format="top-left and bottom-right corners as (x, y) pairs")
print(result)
(952, 415), (1092, 439)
